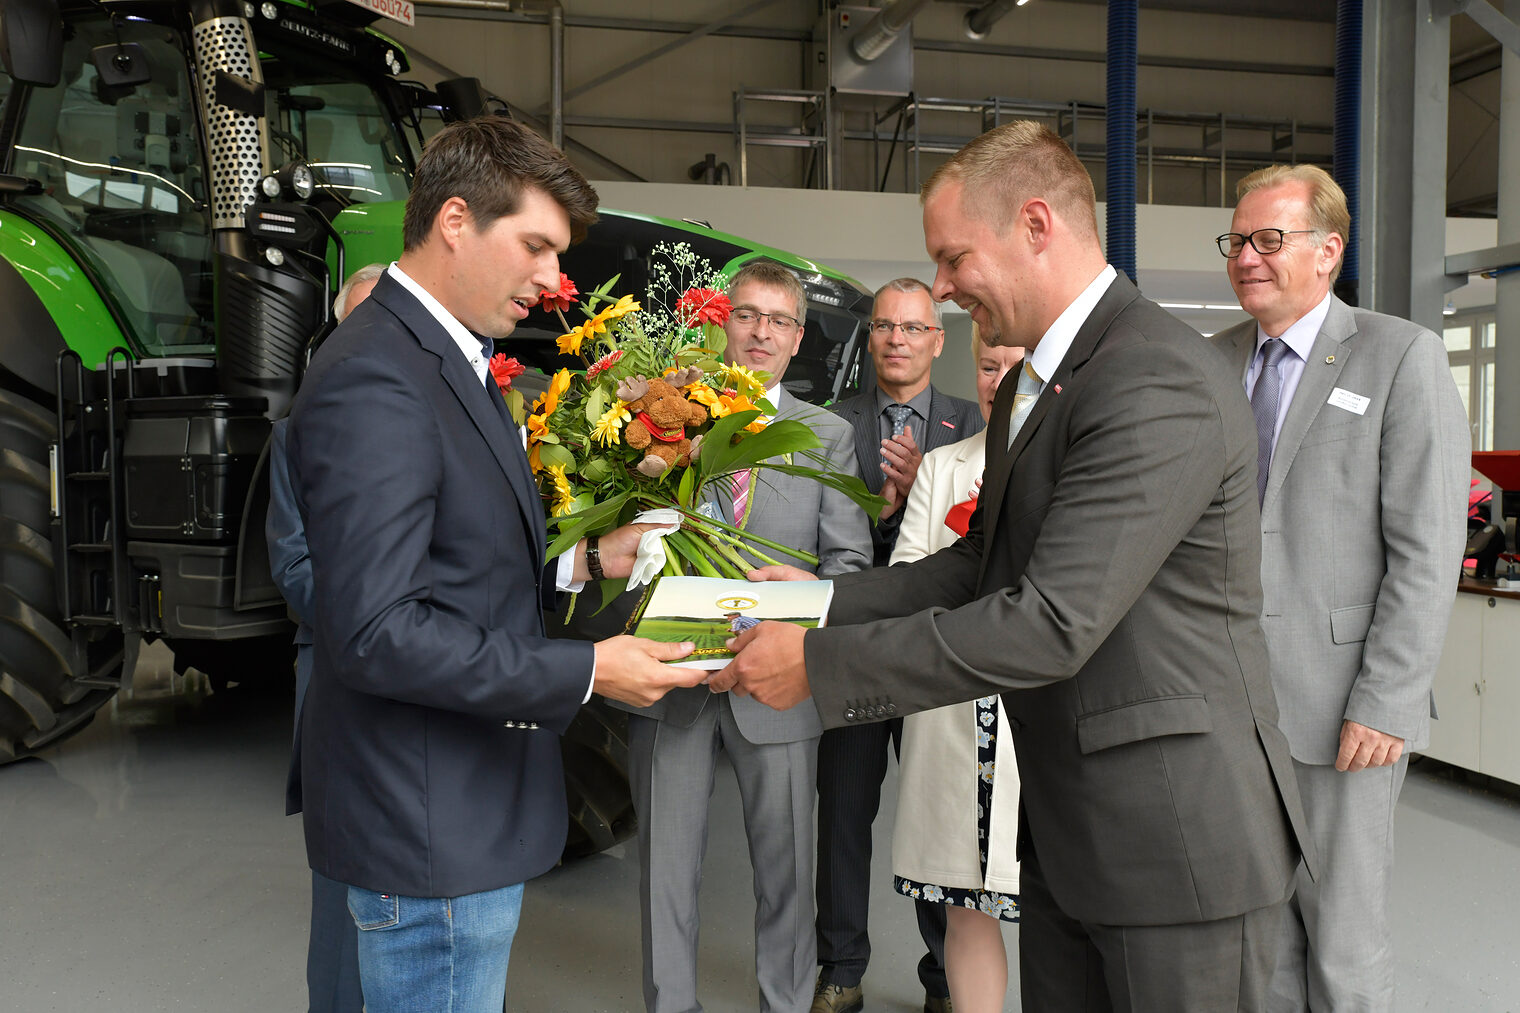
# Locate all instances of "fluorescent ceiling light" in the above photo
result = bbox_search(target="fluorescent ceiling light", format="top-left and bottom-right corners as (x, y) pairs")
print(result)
(1158, 301), (1204, 310)
(1205, 303), (1243, 311)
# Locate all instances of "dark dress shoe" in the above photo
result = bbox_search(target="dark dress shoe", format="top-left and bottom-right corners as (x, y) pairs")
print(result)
(810, 979), (864, 1013)
(923, 996), (954, 1013)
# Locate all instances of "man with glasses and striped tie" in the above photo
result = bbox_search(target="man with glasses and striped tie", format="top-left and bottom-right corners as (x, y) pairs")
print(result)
(619, 260), (871, 1013)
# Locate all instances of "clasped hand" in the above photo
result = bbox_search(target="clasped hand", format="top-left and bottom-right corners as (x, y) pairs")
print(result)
(704, 565), (816, 711)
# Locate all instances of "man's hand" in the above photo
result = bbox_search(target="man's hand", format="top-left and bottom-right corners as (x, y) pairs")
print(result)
(592, 635), (701, 707)
(881, 425), (924, 498)
(877, 476), (902, 519)
(1336, 720), (1405, 772)
(747, 564), (819, 583)
(706, 622), (811, 709)
(575, 522), (660, 582)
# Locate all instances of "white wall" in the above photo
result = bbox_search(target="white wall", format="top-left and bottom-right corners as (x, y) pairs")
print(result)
(590, 181), (1499, 401)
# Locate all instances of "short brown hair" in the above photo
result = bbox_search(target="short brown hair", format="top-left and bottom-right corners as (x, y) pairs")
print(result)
(1235, 164), (1349, 282)
(727, 260), (807, 321)
(402, 117), (599, 252)
(922, 120), (1098, 239)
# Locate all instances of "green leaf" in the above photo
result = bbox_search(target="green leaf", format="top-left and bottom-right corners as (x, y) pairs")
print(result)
(581, 458), (612, 483)
(677, 460), (697, 507)
(703, 323), (727, 357)
(538, 443), (574, 470)
(544, 490), (632, 559)
(585, 384), (609, 425)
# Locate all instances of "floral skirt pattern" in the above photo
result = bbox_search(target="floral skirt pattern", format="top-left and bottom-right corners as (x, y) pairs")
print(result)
(894, 695), (1020, 923)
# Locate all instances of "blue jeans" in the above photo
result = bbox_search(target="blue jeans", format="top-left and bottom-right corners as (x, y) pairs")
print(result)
(347, 882), (524, 1013)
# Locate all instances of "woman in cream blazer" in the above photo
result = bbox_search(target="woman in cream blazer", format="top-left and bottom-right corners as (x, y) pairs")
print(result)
(890, 330), (1025, 1013)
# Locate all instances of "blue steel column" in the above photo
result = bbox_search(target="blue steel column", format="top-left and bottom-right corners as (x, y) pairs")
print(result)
(1334, 0), (1362, 305)
(1106, 0), (1138, 284)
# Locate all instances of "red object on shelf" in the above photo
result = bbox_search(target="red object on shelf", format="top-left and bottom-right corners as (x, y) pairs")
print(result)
(1472, 451), (1520, 490)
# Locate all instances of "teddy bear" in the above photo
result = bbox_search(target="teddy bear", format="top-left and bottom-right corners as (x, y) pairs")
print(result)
(618, 368), (711, 477)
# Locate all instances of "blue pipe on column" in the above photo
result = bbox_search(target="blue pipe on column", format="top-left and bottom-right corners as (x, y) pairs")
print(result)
(1334, 0), (1361, 303)
(1106, 0), (1138, 284)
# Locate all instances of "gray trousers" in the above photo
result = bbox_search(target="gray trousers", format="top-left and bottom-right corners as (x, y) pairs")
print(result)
(1019, 845), (1289, 1012)
(1269, 756), (1408, 1012)
(628, 698), (819, 1013)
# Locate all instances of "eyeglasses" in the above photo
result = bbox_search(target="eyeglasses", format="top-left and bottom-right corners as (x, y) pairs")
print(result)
(731, 308), (801, 334)
(1215, 228), (1318, 258)
(868, 320), (942, 338)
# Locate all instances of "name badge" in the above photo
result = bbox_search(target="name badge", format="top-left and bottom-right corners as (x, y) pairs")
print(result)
(1327, 387), (1370, 415)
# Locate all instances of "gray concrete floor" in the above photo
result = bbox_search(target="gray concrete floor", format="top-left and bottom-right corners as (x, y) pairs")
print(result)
(2, 643), (1518, 1012)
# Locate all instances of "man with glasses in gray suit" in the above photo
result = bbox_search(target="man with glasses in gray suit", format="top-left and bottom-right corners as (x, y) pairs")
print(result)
(620, 260), (871, 1013)
(1213, 164), (1469, 1011)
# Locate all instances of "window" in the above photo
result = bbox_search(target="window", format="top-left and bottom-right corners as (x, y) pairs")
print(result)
(9, 17), (213, 354)
(1445, 311), (1496, 451)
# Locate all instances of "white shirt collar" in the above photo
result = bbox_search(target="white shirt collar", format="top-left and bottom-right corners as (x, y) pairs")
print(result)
(1254, 291), (1332, 364)
(386, 262), (491, 385)
(1026, 264), (1118, 387)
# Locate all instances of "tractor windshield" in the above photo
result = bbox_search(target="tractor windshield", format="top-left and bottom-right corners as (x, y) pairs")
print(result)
(9, 15), (214, 354)
(258, 46), (412, 206)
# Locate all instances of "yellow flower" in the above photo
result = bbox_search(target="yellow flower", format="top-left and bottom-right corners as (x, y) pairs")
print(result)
(533, 368), (573, 418)
(708, 391), (768, 433)
(720, 362), (765, 396)
(591, 401), (631, 447)
(556, 321), (593, 356)
(686, 385), (720, 411)
(545, 464), (576, 516)
(602, 294), (641, 321)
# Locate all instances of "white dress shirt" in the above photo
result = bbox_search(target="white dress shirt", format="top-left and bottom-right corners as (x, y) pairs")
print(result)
(1025, 264), (1119, 389)
(387, 264), (594, 700)
(1242, 292), (1331, 456)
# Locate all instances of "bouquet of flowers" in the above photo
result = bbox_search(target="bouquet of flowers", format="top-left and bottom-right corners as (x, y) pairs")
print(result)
(514, 242), (881, 594)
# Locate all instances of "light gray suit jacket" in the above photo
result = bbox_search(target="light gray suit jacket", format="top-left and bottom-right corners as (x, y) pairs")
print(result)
(615, 387), (872, 743)
(1214, 297), (1470, 765)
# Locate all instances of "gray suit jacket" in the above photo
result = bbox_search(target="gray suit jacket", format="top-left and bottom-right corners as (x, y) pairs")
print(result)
(1214, 297), (1469, 764)
(803, 274), (1312, 927)
(832, 385), (984, 566)
(615, 387), (872, 743)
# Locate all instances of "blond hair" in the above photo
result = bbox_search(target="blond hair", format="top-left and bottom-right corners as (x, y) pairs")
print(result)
(1235, 164), (1349, 282)
(922, 120), (1098, 240)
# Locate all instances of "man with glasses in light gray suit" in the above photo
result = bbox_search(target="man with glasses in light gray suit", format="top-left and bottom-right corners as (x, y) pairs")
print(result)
(619, 260), (872, 1013)
(1213, 164), (1469, 1011)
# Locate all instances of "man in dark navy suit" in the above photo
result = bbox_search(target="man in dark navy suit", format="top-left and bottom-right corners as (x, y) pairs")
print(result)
(812, 279), (983, 1013)
(286, 118), (700, 1013)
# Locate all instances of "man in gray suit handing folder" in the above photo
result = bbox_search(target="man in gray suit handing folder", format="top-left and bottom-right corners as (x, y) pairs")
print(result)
(718, 121), (1314, 1011)
(1213, 165), (1468, 1011)
(618, 260), (872, 1013)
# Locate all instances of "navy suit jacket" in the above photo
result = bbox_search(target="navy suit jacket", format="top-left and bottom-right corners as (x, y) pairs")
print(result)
(286, 272), (594, 897)
(832, 385), (984, 567)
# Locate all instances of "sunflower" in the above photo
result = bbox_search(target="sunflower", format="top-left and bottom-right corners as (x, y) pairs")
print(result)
(719, 362), (765, 396)
(601, 293), (641, 321)
(591, 401), (631, 447)
(545, 464), (576, 516)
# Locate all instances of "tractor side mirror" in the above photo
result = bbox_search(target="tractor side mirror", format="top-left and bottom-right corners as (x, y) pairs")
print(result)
(0, 0), (64, 87)
(91, 41), (153, 89)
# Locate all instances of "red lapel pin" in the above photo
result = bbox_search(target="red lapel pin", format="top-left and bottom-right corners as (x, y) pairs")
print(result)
(941, 420), (956, 429)
(1053, 384), (1063, 394)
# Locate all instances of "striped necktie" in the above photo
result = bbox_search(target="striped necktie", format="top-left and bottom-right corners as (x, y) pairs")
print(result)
(731, 468), (753, 525)
(1007, 360), (1043, 449)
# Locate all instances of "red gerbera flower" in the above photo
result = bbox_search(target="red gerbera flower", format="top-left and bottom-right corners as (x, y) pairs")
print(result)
(539, 273), (579, 313)
(677, 287), (732, 328)
(490, 353), (526, 391)
(587, 349), (625, 379)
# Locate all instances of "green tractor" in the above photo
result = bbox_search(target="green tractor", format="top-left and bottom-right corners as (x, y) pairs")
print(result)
(0, 0), (872, 856)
